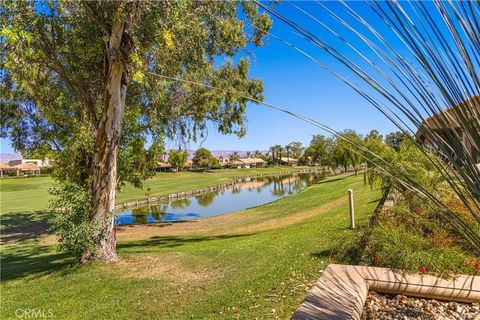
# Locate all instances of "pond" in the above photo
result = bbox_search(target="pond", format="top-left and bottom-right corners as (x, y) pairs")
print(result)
(115, 172), (324, 225)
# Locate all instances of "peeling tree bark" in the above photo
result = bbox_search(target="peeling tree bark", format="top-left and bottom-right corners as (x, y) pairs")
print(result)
(82, 17), (130, 262)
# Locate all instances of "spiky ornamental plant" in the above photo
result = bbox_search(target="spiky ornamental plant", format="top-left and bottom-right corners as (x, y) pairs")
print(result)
(251, 1), (479, 252)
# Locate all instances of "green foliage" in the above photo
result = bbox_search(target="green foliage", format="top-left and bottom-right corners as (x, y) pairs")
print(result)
(364, 221), (472, 276)
(168, 149), (188, 170)
(362, 131), (395, 196)
(268, 144), (283, 165)
(301, 135), (333, 166)
(1, 1), (272, 258)
(363, 139), (443, 198)
(364, 129), (383, 142)
(1, 0), (270, 175)
(49, 183), (95, 260)
(352, 134), (480, 272)
(362, 137), (480, 254)
(51, 127), (95, 188)
(118, 136), (162, 189)
(286, 141), (303, 159)
(228, 151), (240, 164)
(0, 0), (271, 189)
(385, 131), (408, 152)
(300, 132), (362, 170)
(334, 130), (362, 173)
(340, 199), (478, 276)
(299, 146), (314, 165)
(192, 148), (219, 169)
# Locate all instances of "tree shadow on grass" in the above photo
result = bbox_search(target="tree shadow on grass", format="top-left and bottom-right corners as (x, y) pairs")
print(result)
(1, 232), (255, 282)
(0, 210), (75, 282)
(1, 211), (52, 243)
(1, 241), (76, 282)
(117, 233), (255, 253)
(116, 219), (197, 231)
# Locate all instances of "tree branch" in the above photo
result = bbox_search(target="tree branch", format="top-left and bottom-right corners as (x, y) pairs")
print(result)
(82, 2), (110, 35)
(37, 27), (99, 127)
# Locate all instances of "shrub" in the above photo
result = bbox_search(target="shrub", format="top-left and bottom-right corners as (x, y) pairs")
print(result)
(339, 198), (479, 276)
(364, 222), (472, 276)
(49, 183), (96, 260)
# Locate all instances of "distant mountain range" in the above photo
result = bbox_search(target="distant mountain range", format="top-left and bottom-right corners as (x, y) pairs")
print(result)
(0, 153), (22, 163)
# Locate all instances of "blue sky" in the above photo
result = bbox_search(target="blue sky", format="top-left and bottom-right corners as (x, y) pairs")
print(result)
(171, 1), (400, 151)
(1, 1), (401, 154)
(181, 1), (399, 151)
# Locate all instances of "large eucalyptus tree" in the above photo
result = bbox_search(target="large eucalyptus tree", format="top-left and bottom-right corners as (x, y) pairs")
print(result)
(1, 1), (271, 261)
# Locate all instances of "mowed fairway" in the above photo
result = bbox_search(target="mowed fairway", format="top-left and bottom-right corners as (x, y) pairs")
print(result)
(0, 174), (380, 319)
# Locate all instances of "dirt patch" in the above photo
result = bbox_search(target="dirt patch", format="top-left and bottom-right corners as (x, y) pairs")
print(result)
(113, 254), (221, 286)
(231, 196), (347, 234)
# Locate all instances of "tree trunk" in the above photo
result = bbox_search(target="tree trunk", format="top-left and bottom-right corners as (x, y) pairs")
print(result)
(82, 18), (129, 263)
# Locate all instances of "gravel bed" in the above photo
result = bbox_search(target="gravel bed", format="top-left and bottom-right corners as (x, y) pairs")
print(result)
(361, 291), (480, 320)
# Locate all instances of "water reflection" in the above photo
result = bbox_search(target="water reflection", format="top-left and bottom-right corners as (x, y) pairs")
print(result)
(196, 189), (220, 207)
(171, 198), (191, 209)
(115, 173), (324, 225)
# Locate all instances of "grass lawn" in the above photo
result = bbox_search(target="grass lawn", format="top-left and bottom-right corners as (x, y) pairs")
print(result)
(0, 174), (381, 319)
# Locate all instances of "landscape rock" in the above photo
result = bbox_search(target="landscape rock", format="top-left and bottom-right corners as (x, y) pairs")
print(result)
(362, 291), (480, 320)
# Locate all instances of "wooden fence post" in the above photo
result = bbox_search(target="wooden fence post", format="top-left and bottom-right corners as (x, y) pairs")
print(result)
(348, 189), (355, 229)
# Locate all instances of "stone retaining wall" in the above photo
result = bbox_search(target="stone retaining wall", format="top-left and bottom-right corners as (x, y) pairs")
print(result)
(292, 264), (480, 320)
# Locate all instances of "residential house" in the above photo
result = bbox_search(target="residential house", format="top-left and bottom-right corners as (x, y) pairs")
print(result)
(157, 161), (172, 172)
(217, 156), (231, 167)
(280, 157), (298, 166)
(219, 157), (267, 169)
(237, 157), (267, 168)
(415, 94), (480, 164)
(8, 158), (51, 167)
